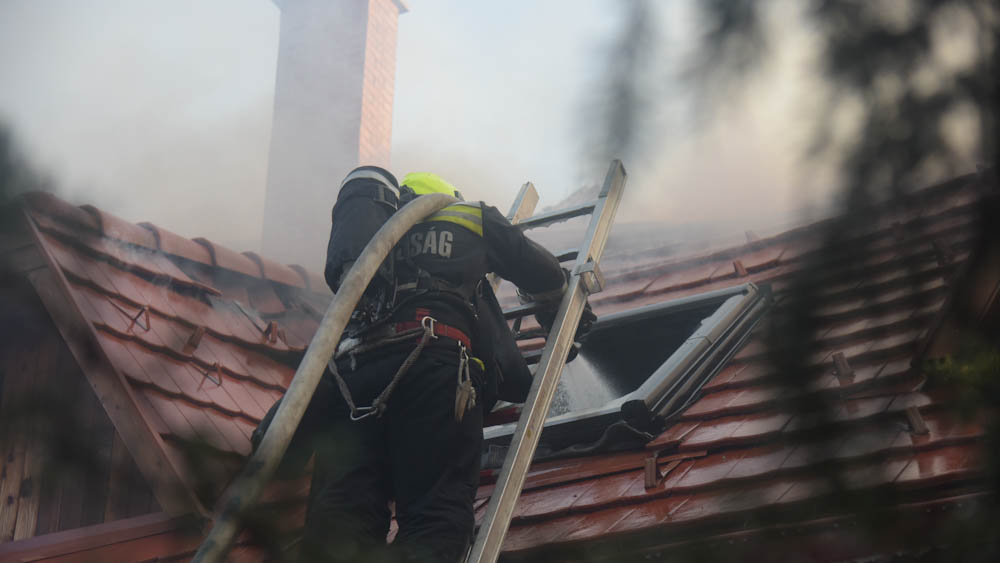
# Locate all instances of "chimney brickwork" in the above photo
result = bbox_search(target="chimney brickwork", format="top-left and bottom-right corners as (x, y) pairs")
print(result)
(359, 0), (400, 166)
(263, 0), (405, 268)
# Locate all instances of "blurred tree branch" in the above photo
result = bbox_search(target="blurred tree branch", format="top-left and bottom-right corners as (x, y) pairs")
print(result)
(691, 0), (997, 199)
(686, 1), (999, 559)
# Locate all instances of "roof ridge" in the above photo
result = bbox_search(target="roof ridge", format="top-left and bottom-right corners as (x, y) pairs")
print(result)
(19, 190), (327, 293)
(598, 173), (985, 285)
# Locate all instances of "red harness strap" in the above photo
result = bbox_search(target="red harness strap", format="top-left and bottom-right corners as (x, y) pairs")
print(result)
(393, 319), (471, 349)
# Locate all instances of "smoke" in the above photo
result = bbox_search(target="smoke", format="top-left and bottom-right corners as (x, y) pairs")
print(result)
(0, 125), (56, 201)
(1, 0), (849, 264)
(79, 98), (274, 251)
(0, 0), (278, 251)
(570, 0), (985, 243)
(557, 0), (840, 248)
(582, 0), (657, 176)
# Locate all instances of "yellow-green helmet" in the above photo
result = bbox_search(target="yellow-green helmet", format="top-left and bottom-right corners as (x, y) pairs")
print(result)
(401, 172), (463, 200)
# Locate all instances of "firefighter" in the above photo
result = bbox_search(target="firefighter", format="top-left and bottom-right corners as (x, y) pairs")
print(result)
(258, 169), (570, 562)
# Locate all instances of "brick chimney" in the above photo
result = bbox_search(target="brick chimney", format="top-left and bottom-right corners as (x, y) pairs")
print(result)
(262, 0), (406, 267)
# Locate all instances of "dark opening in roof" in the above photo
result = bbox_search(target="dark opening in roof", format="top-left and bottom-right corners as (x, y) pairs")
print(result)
(551, 298), (721, 415)
(484, 283), (769, 459)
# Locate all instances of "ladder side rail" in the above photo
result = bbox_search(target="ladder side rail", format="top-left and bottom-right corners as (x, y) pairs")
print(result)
(507, 182), (540, 224)
(467, 160), (626, 563)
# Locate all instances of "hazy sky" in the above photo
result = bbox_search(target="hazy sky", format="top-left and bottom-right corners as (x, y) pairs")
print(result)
(0, 0), (831, 254)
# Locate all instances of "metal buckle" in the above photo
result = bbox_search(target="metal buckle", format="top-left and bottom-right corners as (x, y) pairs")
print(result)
(421, 315), (439, 339)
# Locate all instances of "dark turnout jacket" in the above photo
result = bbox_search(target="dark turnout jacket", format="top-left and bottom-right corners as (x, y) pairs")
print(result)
(253, 197), (565, 481)
(391, 200), (566, 406)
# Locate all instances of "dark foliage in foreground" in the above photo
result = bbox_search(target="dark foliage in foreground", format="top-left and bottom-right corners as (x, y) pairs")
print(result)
(681, 0), (1000, 560)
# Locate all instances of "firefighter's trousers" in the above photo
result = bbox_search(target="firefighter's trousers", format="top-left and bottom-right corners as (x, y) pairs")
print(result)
(299, 344), (484, 563)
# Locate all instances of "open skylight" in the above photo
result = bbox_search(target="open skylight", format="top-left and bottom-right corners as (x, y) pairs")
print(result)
(484, 283), (769, 457)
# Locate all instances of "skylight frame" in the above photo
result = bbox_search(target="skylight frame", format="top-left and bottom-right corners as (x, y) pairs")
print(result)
(483, 282), (770, 449)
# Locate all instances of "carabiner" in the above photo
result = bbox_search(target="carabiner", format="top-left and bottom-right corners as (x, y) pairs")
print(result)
(350, 406), (377, 422)
(421, 315), (439, 339)
(454, 341), (476, 422)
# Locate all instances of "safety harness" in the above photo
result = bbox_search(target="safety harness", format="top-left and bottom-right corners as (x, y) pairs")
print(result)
(330, 201), (487, 423)
(330, 315), (478, 422)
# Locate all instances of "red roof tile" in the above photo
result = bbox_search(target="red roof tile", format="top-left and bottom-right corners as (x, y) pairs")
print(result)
(193, 237), (261, 279)
(12, 191), (329, 518)
(7, 171), (994, 560)
(289, 264), (330, 294)
(242, 251), (307, 288)
(481, 173), (995, 558)
(80, 204), (158, 247)
(21, 190), (100, 232)
(139, 222), (215, 265)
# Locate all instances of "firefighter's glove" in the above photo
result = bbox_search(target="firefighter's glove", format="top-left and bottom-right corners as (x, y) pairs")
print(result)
(529, 266), (595, 341)
(533, 300), (596, 342)
(577, 301), (597, 338)
(566, 342), (581, 363)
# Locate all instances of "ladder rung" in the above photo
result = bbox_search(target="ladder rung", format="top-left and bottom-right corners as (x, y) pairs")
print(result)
(517, 201), (596, 230)
(503, 301), (551, 320)
(555, 248), (579, 262)
(523, 349), (542, 365)
(514, 328), (546, 340)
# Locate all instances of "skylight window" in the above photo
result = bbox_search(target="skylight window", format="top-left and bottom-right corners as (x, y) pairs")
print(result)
(483, 283), (769, 456)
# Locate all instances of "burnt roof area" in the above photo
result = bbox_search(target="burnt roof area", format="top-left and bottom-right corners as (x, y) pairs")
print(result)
(0, 170), (998, 562)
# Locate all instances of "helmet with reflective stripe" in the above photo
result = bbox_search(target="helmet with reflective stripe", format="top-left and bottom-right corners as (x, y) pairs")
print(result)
(342, 165), (399, 193)
(402, 172), (464, 200)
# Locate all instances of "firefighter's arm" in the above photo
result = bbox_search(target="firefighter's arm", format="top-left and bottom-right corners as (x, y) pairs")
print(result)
(482, 204), (595, 338)
(482, 204), (566, 296)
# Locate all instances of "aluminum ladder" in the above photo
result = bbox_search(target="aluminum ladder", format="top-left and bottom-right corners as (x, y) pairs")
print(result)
(467, 160), (627, 563)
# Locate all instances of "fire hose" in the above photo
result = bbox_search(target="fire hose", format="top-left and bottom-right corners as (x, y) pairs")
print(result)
(192, 193), (457, 563)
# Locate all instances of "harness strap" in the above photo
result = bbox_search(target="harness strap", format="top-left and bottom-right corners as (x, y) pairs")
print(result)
(368, 325), (433, 418)
(335, 318), (471, 359)
(332, 316), (437, 422)
(335, 327), (423, 360)
(394, 320), (471, 349)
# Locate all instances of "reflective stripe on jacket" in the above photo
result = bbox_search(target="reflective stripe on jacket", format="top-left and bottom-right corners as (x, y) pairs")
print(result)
(424, 202), (483, 236)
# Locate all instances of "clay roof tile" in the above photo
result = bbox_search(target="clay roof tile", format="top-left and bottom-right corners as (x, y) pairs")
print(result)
(138, 222), (214, 265)
(241, 252), (307, 288)
(289, 264), (331, 295)
(192, 237), (261, 279)
(80, 205), (159, 249)
(20, 191), (99, 232)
